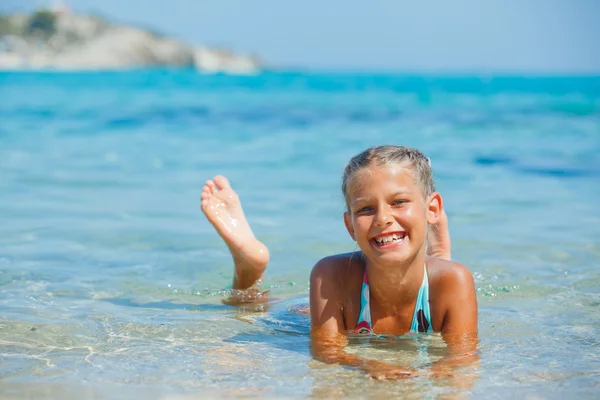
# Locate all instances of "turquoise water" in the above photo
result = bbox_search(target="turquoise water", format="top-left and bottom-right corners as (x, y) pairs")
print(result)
(1, 71), (599, 398)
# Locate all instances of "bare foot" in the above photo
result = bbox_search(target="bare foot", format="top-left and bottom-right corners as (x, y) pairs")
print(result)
(427, 209), (451, 260)
(201, 176), (269, 289)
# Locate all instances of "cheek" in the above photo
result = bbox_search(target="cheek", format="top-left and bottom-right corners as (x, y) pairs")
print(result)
(353, 216), (371, 233)
(404, 205), (427, 225)
(401, 205), (417, 218)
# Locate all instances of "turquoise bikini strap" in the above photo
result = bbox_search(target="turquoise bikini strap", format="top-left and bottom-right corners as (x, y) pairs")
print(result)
(410, 264), (432, 333)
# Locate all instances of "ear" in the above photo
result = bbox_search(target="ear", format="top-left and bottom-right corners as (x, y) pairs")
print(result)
(343, 212), (356, 241)
(426, 192), (443, 225)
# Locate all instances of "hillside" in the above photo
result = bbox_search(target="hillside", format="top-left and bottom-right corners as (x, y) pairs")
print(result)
(0, 11), (262, 73)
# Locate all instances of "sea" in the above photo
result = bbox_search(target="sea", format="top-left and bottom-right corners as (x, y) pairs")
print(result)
(0, 70), (599, 399)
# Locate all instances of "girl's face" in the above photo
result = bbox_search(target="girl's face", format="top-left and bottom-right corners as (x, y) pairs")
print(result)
(343, 163), (441, 268)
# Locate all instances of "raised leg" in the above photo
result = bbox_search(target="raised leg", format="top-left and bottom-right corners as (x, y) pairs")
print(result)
(427, 209), (451, 260)
(201, 176), (269, 290)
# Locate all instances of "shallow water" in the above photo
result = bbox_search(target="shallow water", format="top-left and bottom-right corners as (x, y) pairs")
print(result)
(1, 71), (599, 398)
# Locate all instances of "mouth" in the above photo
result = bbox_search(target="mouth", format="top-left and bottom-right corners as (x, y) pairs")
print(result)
(371, 231), (406, 248)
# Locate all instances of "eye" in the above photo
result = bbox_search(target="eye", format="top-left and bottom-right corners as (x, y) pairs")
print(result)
(355, 205), (373, 214)
(392, 199), (407, 206)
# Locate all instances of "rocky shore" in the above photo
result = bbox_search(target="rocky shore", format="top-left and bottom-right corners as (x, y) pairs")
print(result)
(0, 12), (262, 73)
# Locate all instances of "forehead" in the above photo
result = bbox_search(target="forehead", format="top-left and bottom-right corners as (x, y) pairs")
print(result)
(346, 164), (419, 198)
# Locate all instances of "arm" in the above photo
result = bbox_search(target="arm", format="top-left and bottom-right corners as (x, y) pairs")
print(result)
(440, 263), (478, 345)
(309, 258), (413, 379)
(431, 264), (479, 376)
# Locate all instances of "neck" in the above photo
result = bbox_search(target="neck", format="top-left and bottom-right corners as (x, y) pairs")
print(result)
(364, 249), (426, 310)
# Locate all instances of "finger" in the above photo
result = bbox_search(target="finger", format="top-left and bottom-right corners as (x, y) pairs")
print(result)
(395, 370), (413, 376)
(366, 373), (386, 381)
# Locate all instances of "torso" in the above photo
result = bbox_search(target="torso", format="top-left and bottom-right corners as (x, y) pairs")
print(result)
(327, 252), (452, 335)
(355, 263), (432, 334)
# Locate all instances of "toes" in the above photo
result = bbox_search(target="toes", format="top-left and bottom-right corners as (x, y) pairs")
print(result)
(201, 184), (212, 200)
(213, 175), (231, 191)
(206, 180), (216, 194)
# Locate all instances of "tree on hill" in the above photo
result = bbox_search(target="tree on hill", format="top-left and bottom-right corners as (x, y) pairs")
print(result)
(27, 10), (57, 36)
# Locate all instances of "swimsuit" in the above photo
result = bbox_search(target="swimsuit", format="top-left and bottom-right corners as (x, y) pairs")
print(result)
(354, 264), (433, 334)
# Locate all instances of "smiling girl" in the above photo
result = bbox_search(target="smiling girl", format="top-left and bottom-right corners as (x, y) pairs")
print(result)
(201, 145), (478, 379)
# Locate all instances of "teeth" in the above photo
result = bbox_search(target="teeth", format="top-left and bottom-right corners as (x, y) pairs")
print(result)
(375, 233), (405, 245)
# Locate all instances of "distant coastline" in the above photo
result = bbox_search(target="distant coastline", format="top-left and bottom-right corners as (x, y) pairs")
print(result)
(0, 9), (262, 74)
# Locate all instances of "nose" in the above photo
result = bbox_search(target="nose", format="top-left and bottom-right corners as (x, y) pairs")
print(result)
(374, 208), (393, 228)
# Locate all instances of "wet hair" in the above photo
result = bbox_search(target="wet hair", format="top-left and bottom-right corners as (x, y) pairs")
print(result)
(342, 145), (435, 209)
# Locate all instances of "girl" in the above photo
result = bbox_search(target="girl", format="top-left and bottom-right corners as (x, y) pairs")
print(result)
(201, 145), (478, 379)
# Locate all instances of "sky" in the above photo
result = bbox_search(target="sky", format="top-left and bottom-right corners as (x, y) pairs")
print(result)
(2, 0), (599, 73)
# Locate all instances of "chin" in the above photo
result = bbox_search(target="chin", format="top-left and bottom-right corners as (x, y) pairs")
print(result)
(378, 253), (414, 267)
(371, 241), (427, 265)
(365, 248), (416, 266)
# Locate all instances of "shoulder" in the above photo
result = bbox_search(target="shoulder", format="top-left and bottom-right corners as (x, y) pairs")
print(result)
(310, 252), (363, 282)
(309, 252), (364, 333)
(426, 257), (478, 334)
(310, 252), (364, 300)
(426, 256), (474, 288)
(426, 256), (477, 310)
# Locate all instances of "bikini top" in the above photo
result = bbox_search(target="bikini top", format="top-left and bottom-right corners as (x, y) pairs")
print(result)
(353, 264), (433, 334)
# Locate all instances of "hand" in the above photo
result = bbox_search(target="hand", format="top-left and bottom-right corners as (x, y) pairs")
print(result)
(364, 360), (416, 381)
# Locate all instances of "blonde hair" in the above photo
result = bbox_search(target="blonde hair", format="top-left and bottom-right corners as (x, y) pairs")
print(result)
(342, 145), (435, 209)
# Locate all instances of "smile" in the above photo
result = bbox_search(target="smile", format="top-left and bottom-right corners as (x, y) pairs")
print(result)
(372, 232), (406, 247)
